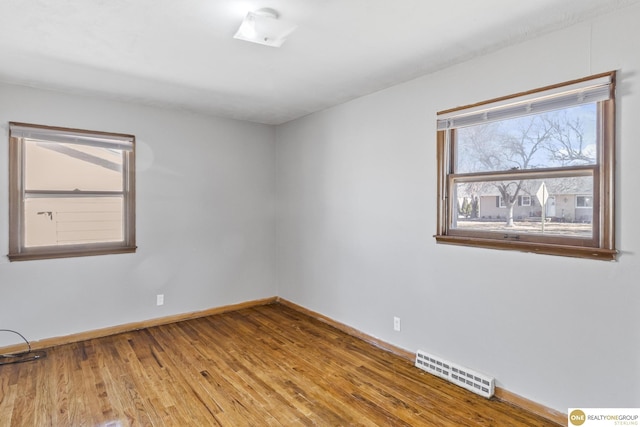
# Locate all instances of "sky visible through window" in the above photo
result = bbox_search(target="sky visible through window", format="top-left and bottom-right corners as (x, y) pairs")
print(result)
(455, 104), (597, 174)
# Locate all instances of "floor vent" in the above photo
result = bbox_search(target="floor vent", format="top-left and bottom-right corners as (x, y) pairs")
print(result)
(415, 350), (495, 398)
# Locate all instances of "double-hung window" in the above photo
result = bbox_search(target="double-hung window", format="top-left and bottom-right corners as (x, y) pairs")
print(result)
(435, 72), (616, 260)
(8, 122), (136, 261)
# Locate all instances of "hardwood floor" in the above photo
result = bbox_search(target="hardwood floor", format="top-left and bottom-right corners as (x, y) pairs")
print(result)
(0, 303), (560, 426)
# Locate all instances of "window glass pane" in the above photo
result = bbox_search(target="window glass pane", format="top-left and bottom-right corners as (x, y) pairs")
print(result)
(24, 197), (124, 247)
(576, 195), (593, 208)
(455, 104), (597, 174)
(25, 140), (123, 191)
(452, 176), (593, 238)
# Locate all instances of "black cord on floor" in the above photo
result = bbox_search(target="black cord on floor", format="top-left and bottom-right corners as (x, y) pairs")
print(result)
(0, 329), (47, 365)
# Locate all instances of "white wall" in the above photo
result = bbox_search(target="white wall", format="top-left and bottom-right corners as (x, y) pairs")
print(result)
(2, 4), (639, 414)
(276, 5), (640, 411)
(0, 84), (277, 346)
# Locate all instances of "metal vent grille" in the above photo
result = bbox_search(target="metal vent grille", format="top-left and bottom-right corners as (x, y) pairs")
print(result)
(415, 350), (495, 398)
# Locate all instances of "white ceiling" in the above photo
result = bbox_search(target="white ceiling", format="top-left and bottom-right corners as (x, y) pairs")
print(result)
(1, 0), (637, 125)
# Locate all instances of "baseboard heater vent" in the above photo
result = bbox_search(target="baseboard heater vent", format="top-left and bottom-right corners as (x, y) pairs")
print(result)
(415, 349), (495, 398)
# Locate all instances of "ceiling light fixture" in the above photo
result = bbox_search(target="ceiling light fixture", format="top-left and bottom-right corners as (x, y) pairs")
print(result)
(233, 8), (297, 48)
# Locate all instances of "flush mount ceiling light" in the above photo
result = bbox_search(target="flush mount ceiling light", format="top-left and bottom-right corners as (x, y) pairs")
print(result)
(233, 8), (297, 47)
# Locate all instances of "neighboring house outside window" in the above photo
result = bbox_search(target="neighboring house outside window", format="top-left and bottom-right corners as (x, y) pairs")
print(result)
(435, 72), (616, 260)
(8, 122), (136, 261)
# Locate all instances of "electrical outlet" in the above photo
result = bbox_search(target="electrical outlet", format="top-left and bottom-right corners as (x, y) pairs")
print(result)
(156, 294), (164, 306)
(393, 316), (401, 332)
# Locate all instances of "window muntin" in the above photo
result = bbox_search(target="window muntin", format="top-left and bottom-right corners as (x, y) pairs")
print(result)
(435, 72), (616, 260)
(9, 122), (136, 261)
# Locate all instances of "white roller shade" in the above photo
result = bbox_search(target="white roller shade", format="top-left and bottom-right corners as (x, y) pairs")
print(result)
(9, 123), (134, 151)
(437, 74), (613, 131)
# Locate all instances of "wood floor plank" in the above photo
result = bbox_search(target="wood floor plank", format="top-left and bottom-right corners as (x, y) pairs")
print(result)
(0, 303), (562, 426)
(0, 375), (17, 426)
(218, 310), (375, 424)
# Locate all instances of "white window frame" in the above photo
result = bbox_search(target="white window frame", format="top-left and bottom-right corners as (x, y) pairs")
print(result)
(576, 195), (593, 208)
(8, 122), (137, 261)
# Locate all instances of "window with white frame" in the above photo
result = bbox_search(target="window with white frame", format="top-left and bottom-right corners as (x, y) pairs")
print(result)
(499, 195), (531, 208)
(435, 72), (616, 260)
(8, 122), (136, 261)
(576, 195), (593, 208)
